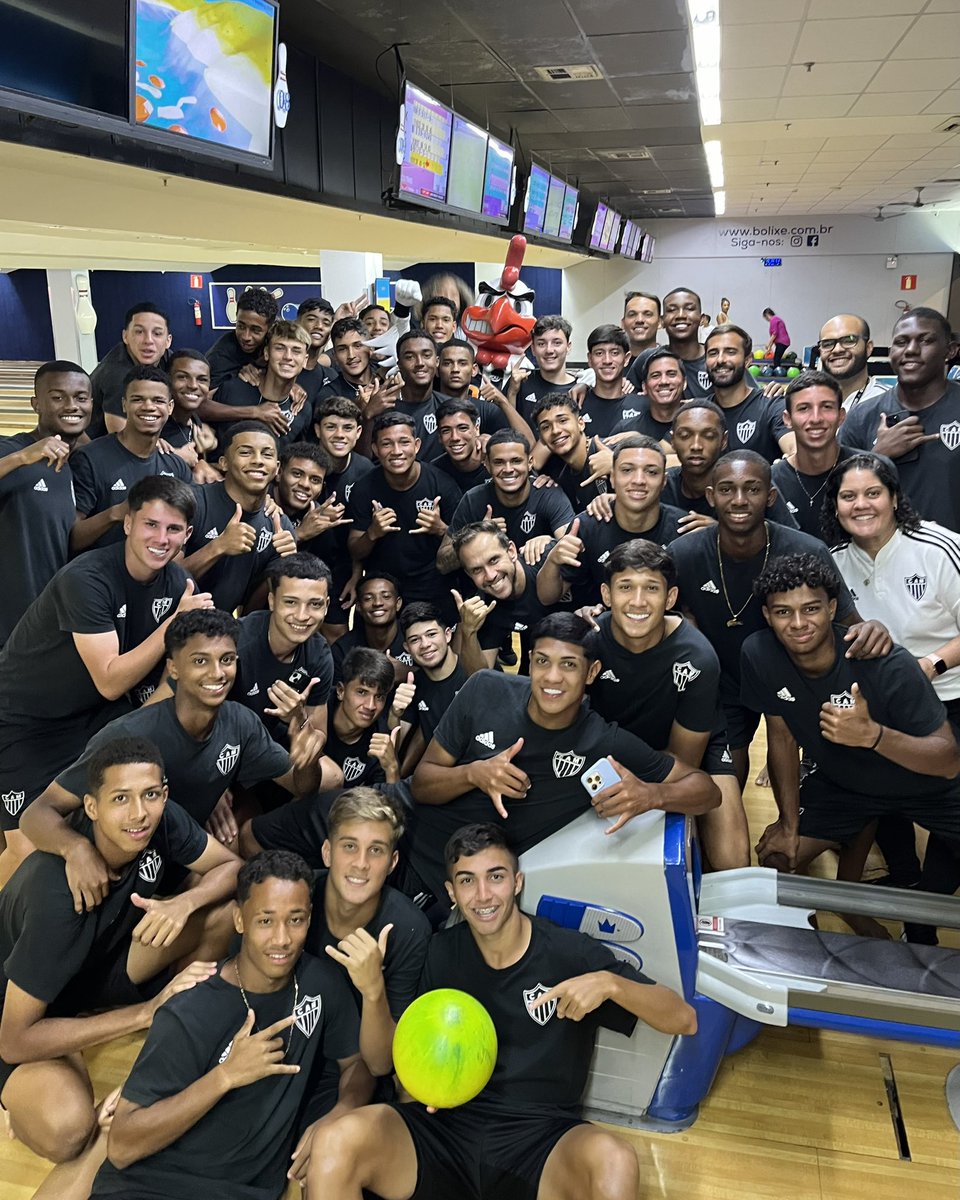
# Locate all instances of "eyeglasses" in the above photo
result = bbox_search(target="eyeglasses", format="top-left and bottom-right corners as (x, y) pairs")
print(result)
(818, 334), (862, 351)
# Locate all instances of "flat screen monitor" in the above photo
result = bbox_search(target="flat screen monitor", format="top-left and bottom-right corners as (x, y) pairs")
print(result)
(398, 81), (453, 206)
(132, 0), (278, 161)
(640, 233), (656, 263)
(481, 134), (513, 224)
(523, 163), (550, 235)
(447, 113), (487, 214)
(558, 185), (578, 242)
(542, 174), (566, 238)
(601, 207), (618, 252)
(589, 202), (608, 250)
(619, 220), (633, 257)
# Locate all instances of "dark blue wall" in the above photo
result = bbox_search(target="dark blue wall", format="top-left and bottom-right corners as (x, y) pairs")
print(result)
(0, 270), (54, 360)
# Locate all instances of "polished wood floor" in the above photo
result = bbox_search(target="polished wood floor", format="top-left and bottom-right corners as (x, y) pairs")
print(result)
(3, 732), (958, 1199)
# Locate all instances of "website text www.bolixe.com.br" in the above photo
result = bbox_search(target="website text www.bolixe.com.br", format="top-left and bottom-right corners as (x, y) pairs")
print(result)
(720, 223), (835, 250)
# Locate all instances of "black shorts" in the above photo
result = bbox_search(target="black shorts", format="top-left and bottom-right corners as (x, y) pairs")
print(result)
(393, 1102), (583, 1200)
(0, 702), (130, 831)
(720, 701), (761, 752)
(703, 725), (737, 777)
(250, 792), (331, 867)
(325, 565), (354, 627)
(798, 769), (960, 844)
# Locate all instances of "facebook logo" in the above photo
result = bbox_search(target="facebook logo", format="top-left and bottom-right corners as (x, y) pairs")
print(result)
(807, 235), (819, 247)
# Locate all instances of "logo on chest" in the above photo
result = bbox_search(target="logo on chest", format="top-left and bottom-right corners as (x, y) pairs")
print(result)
(830, 690), (855, 709)
(216, 743), (240, 775)
(553, 749), (585, 779)
(520, 511), (536, 535)
(415, 497), (435, 514)
(939, 421), (960, 451)
(138, 848), (163, 883)
(342, 756), (365, 783)
(152, 597), (173, 622)
(256, 526), (273, 553)
(1, 790), (25, 816)
(294, 993), (323, 1037)
(422, 413), (438, 435)
(343, 483), (354, 503)
(736, 419), (757, 443)
(672, 660), (701, 692)
(905, 573), (927, 601)
(523, 982), (557, 1026)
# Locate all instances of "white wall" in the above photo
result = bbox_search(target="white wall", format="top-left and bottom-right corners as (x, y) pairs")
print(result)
(562, 210), (960, 360)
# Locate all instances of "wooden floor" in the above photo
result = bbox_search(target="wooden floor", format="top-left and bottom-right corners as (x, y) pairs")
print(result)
(2, 733), (958, 1199)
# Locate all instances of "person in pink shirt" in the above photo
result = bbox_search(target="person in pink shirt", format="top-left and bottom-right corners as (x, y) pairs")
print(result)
(763, 308), (791, 369)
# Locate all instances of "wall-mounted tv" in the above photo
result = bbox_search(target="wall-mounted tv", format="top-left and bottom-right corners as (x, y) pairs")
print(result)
(639, 233), (656, 263)
(558, 185), (579, 241)
(481, 134), (514, 224)
(600, 207), (620, 252)
(447, 113), (488, 214)
(542, 174), (566, 238)
(398, 81), (453, 206)
(523, 162), (550, 235)
(589, 203), (609, 250)
(132, 0), (278, 162)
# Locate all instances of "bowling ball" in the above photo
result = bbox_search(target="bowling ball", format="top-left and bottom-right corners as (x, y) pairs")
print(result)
(752, 349), (764, 360)
(748, 364), (761, 376)
(786, 366), (801, 378)
(393, 989), (498, 1108)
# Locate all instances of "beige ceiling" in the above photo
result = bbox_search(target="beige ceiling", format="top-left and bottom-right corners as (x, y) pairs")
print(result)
(0, 141), (586, 273)
(717, 0), (960, 216)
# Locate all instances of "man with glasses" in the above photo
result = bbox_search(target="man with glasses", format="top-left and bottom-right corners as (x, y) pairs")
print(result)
(817, 315), (888, 410)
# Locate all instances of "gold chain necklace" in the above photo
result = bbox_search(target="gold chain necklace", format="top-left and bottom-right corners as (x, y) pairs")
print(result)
(234, 960), (299, 1057)
(717, 524), (769, 627)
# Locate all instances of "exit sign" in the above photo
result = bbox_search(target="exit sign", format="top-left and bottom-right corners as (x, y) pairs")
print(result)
(762, 257), (782, 267)
(901, 274), (917, 291)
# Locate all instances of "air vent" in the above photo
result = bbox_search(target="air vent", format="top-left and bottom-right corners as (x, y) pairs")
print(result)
(934, 177), (960, 183)
(596, 147), (652, 161)
(631, 187), (672, 195)
(533, 64), (603, 82)
(935, 116), (960, 133)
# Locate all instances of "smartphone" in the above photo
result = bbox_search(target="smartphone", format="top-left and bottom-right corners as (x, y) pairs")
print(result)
(884, 409), (920, 462)
(287, 667), (310, 690)
(581, 757), (622, 798)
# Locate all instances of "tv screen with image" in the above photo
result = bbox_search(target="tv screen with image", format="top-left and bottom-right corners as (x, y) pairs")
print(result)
(447, 113), (488, 214)
(589, 202), (609, 250)
(523, 162), (550, 235)
(542, 174), (566, 239)
(481, 134), (514, 223)
(558, 185), (578, 242)
(398, 80), (454, 206)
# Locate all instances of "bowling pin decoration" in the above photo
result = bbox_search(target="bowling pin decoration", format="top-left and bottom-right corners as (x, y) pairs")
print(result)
(274, 43), (291, 129)
(74, 273), (97, 335)
(225, 287), (238, 324)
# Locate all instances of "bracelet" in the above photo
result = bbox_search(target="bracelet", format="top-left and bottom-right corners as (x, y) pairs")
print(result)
(868, 724), (884, 751)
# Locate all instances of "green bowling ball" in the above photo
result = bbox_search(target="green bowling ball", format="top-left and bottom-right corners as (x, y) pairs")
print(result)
(393, 989), (498, 1108)
(786, 367), (801, 378)
(748, 364), (761, 376)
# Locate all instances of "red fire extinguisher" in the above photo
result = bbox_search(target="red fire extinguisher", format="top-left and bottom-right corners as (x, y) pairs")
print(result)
(192, 299), (202, 327)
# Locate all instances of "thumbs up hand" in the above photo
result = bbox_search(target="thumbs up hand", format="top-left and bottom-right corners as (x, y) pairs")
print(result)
(819, 681), (882, 748)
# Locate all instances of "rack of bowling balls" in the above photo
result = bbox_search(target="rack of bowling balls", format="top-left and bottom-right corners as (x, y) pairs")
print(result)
(748, 349), (801, 380)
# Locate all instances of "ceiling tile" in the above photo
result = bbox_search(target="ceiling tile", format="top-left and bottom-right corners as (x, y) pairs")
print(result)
(793, 17), (914, 63)
(849, 91), (942, 117)
(450, 0), (580, 39)
(722, 66), (788, 101)
(924, 88), (960, 112)
(492, 109), (566, 134)
(402, 41), (515, 86)
(526, 79), (619, 109)
(613, 74), (697, 104)
(720, 98), (779, 121)
(557, 106), (632, 132)
(867, 59), (960, 93)
(590, 31), (692, 77)
(571, 0), (688, 35)
(781, 62), (880, 96)
(775, 95), (858, 119)
(444, 81), (541, 111)
(807, 0), (925, 12)
(883, 133), (952, 147)
(723, 0), (785, 24)
(895, 14), (960, 58)
(724, 24), (801, 69)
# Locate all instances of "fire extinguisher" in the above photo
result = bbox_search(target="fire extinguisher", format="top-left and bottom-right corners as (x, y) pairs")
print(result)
(192, 299), (202, 327)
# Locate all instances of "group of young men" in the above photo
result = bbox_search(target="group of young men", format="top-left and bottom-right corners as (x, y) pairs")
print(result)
(0, 280), (959, 1198)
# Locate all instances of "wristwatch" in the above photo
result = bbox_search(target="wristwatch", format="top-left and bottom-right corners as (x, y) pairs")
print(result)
(930, 656), (948, 676)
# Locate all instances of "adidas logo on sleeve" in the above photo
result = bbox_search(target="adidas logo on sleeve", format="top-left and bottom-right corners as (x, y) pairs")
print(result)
(700, 580), (719, 593)
(111, 478), (127, 492)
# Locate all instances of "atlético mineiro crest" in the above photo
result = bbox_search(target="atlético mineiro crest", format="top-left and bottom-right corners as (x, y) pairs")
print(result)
(138, 849), (162, 883)
(257, 527), (273, 553)
(520, 511), (535, 534)
(523, 982), (556, 1026)
(216, 743), (240, 775)
(342, 757), (365, 783)
(1, 790), (24, 816)
(939, 421), (960, 451)
(830, 690), (855, 709)
(905, 573), (927, 601)
(553, 750), (585, 779)
(697, 370), (710, 391)
(672, 660), (701, 692)
(736, 419), (756, 443)
(423, 413), (438, 434)
(294, 993), (322, 1037)
(415, 497), (435, 513)
(152, 597), (173, 622)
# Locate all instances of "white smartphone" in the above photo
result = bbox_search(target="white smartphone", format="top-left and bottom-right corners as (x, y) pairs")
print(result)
(581, 757), (622, 798)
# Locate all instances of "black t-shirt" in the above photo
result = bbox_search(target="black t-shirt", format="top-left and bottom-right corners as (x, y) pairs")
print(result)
(305, 872), (430, 1020)
(586, 613), (722, 748)
(56, 699), (291, 825)
(345, 464), (460, 604)
(709, 387), (789, 463)
(0, 542), (189, 722)
(407, 659), (469, 745)
(661, 465), (798, 529)
(91, 953), (358, 1200)
(429, 452), (489, 495)
(741, 625), (957, 800)
(396, 392), (508, 460)
(516, 370), (576, 432)
(210, 377), (311, 453)
(299, 452), (376, 587)
(70, 436), (191, 545)
(0, 803), (205, 1023)
(770, 446), (857, 540)
(471, 557), (555, 651)
(0, 433), (78, 644)
(89, 342), (144, 436)
(679, 354), (711, 399)
(668, 523), (856, 701)
(839, 382), (960, 532)
(324, 705), (388, 788)
(579, 389), (643, 440)
(542, 452), (609, 511)
(610, 399), (676, 445)
(330, 625), (412, 684)
(207, 330), (260, 390)
(624, 347), (662, 394)
(411, 670), (673, 896)
(449, 481), (574, 545)
(557, 503), (686, 605)
(234, 611), (334, 743)
(420, 917), (646, 1116)
(184, 482), (297, 613)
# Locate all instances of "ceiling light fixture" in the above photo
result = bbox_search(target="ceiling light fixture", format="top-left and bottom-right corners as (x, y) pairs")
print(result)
(705, 139), (724, 189)
(686, 0), (721, 127)
(714, 190), (726, 215)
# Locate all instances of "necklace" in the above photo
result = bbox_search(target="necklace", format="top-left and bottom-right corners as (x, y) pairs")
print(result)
(234, 960), (299, 1056)
(717, 524), (769, 627)
(788, 458), (833, 508)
